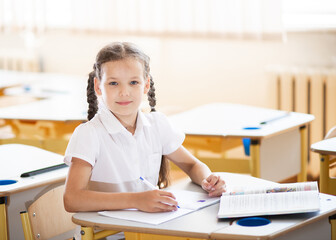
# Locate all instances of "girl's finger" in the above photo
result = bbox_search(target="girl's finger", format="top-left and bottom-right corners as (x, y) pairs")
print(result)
(159, 196), (179, 207)
(207, 175), (219, 186)
(157, 190), (176, 199)
(156, 202), (178, 211)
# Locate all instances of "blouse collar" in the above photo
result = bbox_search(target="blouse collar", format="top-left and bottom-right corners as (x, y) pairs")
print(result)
(97, 102), (150, 135)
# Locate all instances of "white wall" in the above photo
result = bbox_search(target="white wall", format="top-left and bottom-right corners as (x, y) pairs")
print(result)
(1, 31), (336, 111)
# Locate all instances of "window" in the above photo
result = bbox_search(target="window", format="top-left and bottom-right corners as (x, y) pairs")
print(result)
(282, 0), (336, 31)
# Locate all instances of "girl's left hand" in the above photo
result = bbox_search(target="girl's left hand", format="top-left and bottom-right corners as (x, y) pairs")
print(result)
(201, 174), (226, 197)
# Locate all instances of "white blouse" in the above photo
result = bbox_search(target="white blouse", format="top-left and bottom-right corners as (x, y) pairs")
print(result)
(64, 103), (185, 193)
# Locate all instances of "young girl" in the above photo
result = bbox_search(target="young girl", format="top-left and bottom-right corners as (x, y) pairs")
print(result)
(63, 42), (226, 214)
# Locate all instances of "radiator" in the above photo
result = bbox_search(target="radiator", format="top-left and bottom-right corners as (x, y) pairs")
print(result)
(0, 50), (40, 72)
(271, 66), (336, 178)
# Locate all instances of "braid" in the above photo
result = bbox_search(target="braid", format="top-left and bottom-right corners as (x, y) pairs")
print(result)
(87, 71), (98, 120)
(145, 75), (170, 188)
(158, 156), (170, 189)
(147, 74), (156, 112)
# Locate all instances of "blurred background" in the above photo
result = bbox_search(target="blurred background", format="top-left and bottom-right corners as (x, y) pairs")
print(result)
(1, 0), (336, 179)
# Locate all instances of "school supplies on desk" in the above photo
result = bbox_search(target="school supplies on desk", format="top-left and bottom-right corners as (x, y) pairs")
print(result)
(99, 190), (220, 225)
(218, 181), (320, 218)
(259, 112), (290, 125)
(20, 163), (68, 177)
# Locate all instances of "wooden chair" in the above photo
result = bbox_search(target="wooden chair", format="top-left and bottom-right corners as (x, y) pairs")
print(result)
(325, 126), (336, 140)
(320, 126), (336, 195)
(322, 127), (336, 240)
(20, 185), (120, 240)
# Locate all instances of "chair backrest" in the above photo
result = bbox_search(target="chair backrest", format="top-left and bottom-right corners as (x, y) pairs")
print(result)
(27, 185), (76, 240)
(325, 126), (336, 140)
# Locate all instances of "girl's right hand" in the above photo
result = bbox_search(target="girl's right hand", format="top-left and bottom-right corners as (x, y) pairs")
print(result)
(134, 190), (179, 212)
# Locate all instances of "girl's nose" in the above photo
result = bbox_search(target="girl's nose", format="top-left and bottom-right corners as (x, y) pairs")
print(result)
(119, 85), (130, 96)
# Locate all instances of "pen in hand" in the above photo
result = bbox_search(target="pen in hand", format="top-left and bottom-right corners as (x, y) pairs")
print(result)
(139, 176), (158, 190)
(139, 176), (180, 208)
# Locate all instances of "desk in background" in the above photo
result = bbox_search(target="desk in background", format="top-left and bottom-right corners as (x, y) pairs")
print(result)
(0, 70), (87, 153)
(72, 173), (336, 240)
(0, 144), (68, 240)
(311, 137), (336, 195)
(0, 69), (86, 98)
(0, 96), (87, 153)
(169, 103), (315, 182)
(0, 70), (36, 96)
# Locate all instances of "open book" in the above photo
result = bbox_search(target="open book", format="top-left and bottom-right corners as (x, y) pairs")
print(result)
(218, 181), (320, 218)
(99, 189), (220, 225)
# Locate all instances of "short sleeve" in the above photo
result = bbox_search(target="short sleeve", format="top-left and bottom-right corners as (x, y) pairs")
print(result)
(153, 112), (185, 155)
(64, 123), (99, 166)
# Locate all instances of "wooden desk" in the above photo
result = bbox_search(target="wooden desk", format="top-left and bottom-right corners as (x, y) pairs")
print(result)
(0, 96), (87, 153)
(72, 173), (272, 240)
(0, 70), (87, 153)
(311, 137), (336, 195)
(0, 69), (86, 98)
(72, 173), (336, 240)
(0, 70), (36, 96)
(0, 144), (68, 240)
(169, 103), (314, 182)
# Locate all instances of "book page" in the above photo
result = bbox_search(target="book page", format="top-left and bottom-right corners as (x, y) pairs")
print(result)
(218, 190), (320, 218)
(224, 181), (318, 196)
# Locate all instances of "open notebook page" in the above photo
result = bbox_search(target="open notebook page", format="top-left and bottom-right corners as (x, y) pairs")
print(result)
(99, 189), (220, 225)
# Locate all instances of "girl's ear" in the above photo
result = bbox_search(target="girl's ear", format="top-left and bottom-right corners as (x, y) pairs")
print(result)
(94, 77), (102, 96)
(143, 76), (150, 94)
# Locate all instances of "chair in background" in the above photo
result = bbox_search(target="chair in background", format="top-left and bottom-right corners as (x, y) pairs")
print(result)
(20, 185), (120, 240)
(321, 126), (336, 195)
(322, 126), (336, 240)
(311, 126), (336, 196)
(325, 126), (336, 140)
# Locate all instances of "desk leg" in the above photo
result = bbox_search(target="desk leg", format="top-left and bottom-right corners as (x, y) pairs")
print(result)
(298, 125), (308, 182)
(250, 140), (260, 178)
(80, 226), (94, 240)
(330, 214), (336, 240)
(0, 197), (8, 240)
(320, 154), (329, 194)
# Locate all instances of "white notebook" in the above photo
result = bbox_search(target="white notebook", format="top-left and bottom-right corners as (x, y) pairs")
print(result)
(99, 189), (220, 225)
(218, 181), (320, 218)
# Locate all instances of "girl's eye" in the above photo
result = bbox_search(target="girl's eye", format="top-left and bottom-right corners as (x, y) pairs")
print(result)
(109, 82), (118, 86)
(130, 81), (139, 85)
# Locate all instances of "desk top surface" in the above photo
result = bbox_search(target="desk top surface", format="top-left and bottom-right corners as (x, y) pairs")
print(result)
(0, 70), (88, 121)
(169, 103), (315, 138)
(0, 144), (68, 196)
(311, 137), (336, 155)
(0, 70), (86, 98)
(0, 96), (87, 121)
(73, 173), (336, 239)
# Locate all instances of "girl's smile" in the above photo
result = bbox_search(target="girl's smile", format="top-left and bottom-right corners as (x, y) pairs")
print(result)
(116, 101), (133, 106)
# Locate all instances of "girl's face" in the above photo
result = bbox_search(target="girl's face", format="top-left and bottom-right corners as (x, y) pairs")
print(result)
(94, 58), (150, 123)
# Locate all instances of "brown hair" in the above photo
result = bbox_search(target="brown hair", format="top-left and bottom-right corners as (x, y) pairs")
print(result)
(87, 42), (169, 188)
